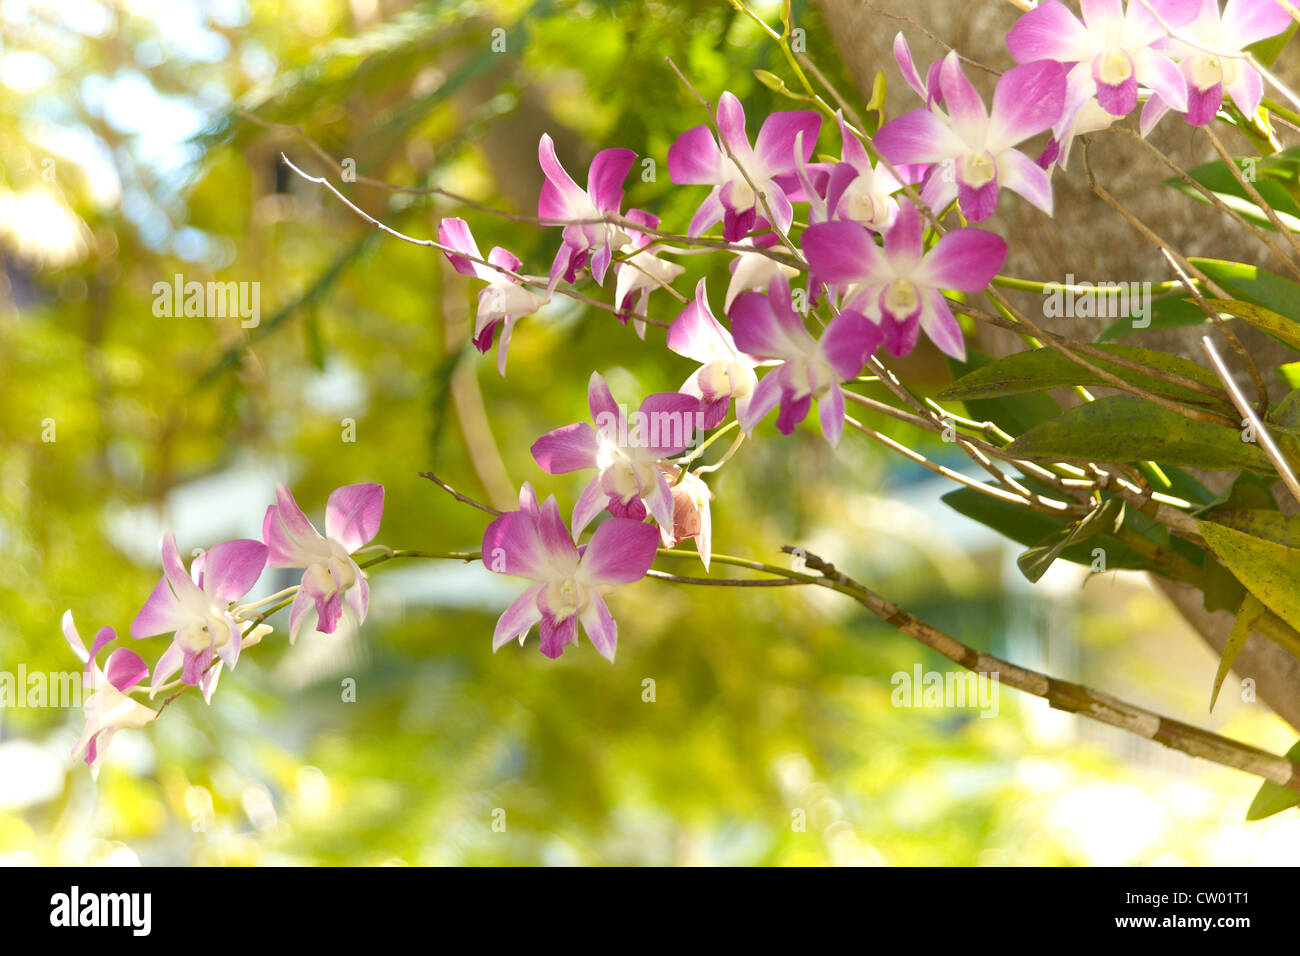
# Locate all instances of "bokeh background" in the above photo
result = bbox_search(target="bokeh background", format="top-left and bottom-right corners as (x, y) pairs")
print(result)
(2, 0), (1299, 865)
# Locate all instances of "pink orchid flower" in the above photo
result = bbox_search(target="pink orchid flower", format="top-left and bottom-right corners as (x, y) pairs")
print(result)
(875, 52), (1067, 221)
(667, 279), (759, 430)
(731, 273), (880, 447)
(538, 133), (636, 290)
(1007, 0), (1198, 129)
(64, 611), (156, 778)
(262, 482), (384, 644)
(825, 113), (910, 231)
(131, 533), (267, 698)
(531, 372), (702, 535)
(482, 482), (659, 661)
(1142, 0), (1293, 132)
(613, 209), (686, 338)
(801, 201), (1007, 362)
(667, 91), (821, 240)
(438, 217), (550, 375)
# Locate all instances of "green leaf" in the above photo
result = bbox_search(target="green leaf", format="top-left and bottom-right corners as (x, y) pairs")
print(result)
(1191, 258), (1300, 325)
(1166, 149), (1300, 233)
(1201, 552), (1246, 614)
(1211, 595), (1266, 712)
(944, 349), (1060, 438)
(938, 344), (1226, 408)
(1006, 396), (1272, 472)
(1017, 497), (1125, 583)
(1201, 297), (1300, 354)
(1246, 739), (1300, 821)
(942, 485), (1152, 572)
(1095, 295), (1217, 342)
(1198, 519), (1300, 633)
(1278, 363), (1300, 390)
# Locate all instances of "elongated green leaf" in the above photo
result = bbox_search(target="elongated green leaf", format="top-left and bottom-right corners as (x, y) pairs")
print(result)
(944, 349), (1061, 438)
(1199, 520), (1300, 633)
(1211, 595), (1266, 712)
(1017, 497), (1125, 583)
(1191, 258), (1300, 325)
(1246, 739), (1300, 821)
(1248, 21), (1298, 69)
(939, 344), (1226, 407)
(1096, 294), (1219, 342)
(1007, 397), (1272, 471)
(1166, 150), (1300, 233)
(1203, 509), (1300, 547)
(1278, 363), (1300, 389)
(1202, 297), (1300, 354)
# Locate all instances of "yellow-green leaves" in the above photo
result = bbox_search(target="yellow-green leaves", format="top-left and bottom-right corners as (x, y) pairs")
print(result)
(1210, 594), (1266, 712)
(1198, 514), (1300, 635)
(1007, 397), (1272, 471)
(1246, 739), (1300, 821)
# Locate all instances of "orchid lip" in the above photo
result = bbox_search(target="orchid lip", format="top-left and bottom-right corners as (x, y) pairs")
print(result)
(1096, 50), (1133, 85)
(959, 151), (997, 189)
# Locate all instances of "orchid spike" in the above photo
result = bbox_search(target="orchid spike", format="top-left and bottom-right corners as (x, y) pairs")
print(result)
(1141, 0), (1293, 132)
(537, 133), (636, 290)
(438, 217), (550, 375)
(667, 279), (759, 430)
(1006, 0), (1199, 130)
(801, 201), (1008, 362)
(263, 482), (384, 644)
(667, 91), (821, 241)
(131, 533), (267, 699)
(482, 482), (659, 661)
(730, 273), (880, 447)
(64, 611), (156, 778)
(613, 209), (686, 339)
(875, 52), (1067, 221)
(530, 372), (703, 536)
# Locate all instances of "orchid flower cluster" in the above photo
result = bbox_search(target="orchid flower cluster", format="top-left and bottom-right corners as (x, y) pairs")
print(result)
(63, 1), (1299, 778)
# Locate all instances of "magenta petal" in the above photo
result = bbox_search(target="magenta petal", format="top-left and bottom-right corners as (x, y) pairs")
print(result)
(325, 483), (385, 552)
(202, 539), (268, 603)
(346, 575), (369, 626)
(580, 516), (659, 585)
(730, 281), (809, 361)
(875, 109), (965, 165)
(1007, 1), (1093, 64)
(668, 124), (723, 184)
(881, 312), (921, 357)
(537, 133), (585, 219)
(819, 309), (879, 381)
(493, 583), (545, 650)
(538, 613), (579, 659)
(998, 149), (1054, 215)
(579, 592), (619, 662)
(571, 476), (609, 538)
(957, 173), (1000, 223)
(990, 60), (1066, 151)
(775, 391), (812, 435)
(800, 220), (885, 286)
(740, 369), (785, 433)
(818, 382), (846, 448)
(531, 422), (600, 474)
(667, 280), (725, 363)
(884, 200), (924, 262)
(287, 588), (314, 644)
(314, 589), (344, 635)
(753, 110), (822, 174)
(1185, 81), (1223, 125)
(1225, 65), (1263, 116)
(264, 484), (322, 567)
(638, 391), (702, 457)
(160, 531), (199, 597)
(438, 217), (488, 279)
(1092, 54), (1138, 116)
(938, 52), (989, 143)
(921, 226), (1007, 291)
(1136, 49), (1189, 112)
(587, 371), (621, 426)
(921, 289), (967, 360)
(537, 495), (579, 565)
(588, 147), (635, 212)
(893, 32), (929, 100)
(715, 92), (750, 157)
(1224, 0), (1295, 45)
(482, 511), (547, 579)
(131, 577), (182, 638)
